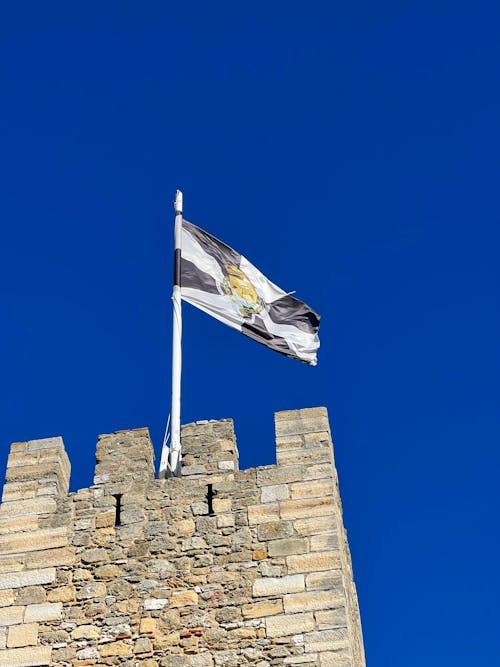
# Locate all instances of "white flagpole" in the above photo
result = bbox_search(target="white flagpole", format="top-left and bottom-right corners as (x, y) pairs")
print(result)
(159, 189), (183, 478)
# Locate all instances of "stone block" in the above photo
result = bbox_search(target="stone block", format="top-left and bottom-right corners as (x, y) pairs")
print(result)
(290, 480), (334, 500)
(25, 547), (75, 569)
(248, 503), (280, 525)
(0, 605), (24, 626)
(306, 571), (344, 592)
(304, 628), (350, 652)
(0, 556), (24, 574)
(256, 466), (303, 486)
(134, 636), (153, 653)
(294, 515), (337, 537)
(310, 533), (340, 552)
(0, 568), (55, 591)
(80, 547), (108, 564)
(0, 590), (14, 607)
(287, 552), (341, 574)
(242, 600), (283, 619)
(100, 640), (133, 657)
(261, 485), (289, 504)
(0, 528), (67, 556)
(14, 587), (46, 606)
(277, 448), (332, 467)
(1, 482), (37, 503)
(0, 498), (57, 519)
(268, 538), (308, 558)
(216, 514), (234, 528)
(315, 608), (348, 629)
(173, 519), (195, 535)
(170, 590), (198, 607)
(217, 460), (235, 471)
(75, 582), (106, 600)
(0, 516), (38, 536)
(0, 645), (52, 666)
(140, 617), (157, 634)
(7, 623), (38, 648)
(24, 602), (62, 622)
(76, 647), (99, 660)
(275, 407), (329, 423)
(252, 574), (305, 597)
(284, 591), (344, 613)
(280, 497), (335, 522)
(303, 463), (335, 481)
(257, 521), (294, 541)
(47, 586), (75, 602)
(318, 651), (352, 667)
(95, 511), (115, 528)
(212, 498), (231, 513)
(143, 598), (168, 610)
(71, 624), (100, 640)
(265, 612), (315, 638)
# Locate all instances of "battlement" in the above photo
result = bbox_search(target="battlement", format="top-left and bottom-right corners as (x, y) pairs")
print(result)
(0, 408), (365, 667)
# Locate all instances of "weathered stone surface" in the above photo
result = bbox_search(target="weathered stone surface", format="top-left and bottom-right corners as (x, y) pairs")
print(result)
(0, 528), (67, 555)
(287, 552), (342, 574)
(6, 623), (38, 648)
(280, 497), (335, 521)
(0, 590), (14, 607)
(268, 538), (308, 557)
(306, 571), (344, 592)
(25, 547), (74, 568)
(315, 608), (348, 629)
(304, 628), (350, 652)
(170, 590), (198, 607)
(100, 640), (132, 657)
(284, 591), (344, 613)
(71, 624), (100, 640)
(0, 410), (365, 667)
(265, 612), (315, 637)
(76, 647), (99, 660)
(257, 521), (294, 541)
(140, 617), (157, 634)
(261, 484), (290, 503)
(242, 600), (283, 619)
(0, 605), (24, 626)
(0, 568), (55, 591)
(248, 503), (280, 525)
(0, 498), (56, 518)
(143, 598), (168, 610)
(290, 480), (334, 499)
(253, 575), (305, 597)
(24, 602), (62, 622)
(0, 645), (51, 666)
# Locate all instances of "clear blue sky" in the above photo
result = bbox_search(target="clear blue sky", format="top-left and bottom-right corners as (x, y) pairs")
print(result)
(1, 1), (498, 664)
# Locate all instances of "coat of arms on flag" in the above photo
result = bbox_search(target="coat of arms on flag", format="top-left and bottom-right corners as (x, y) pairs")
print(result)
(179, 220), (320, 365)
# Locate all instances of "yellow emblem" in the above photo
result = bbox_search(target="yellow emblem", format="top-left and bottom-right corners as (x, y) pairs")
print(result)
(222, 265), (266, 318)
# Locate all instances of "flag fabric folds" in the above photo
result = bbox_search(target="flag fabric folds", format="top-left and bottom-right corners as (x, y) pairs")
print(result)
(180, 220), (320, 365)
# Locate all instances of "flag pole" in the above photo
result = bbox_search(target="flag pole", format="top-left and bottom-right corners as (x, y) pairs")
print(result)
(160, 189), (183, 478)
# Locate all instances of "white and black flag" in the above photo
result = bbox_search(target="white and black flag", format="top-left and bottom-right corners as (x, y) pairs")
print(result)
(179, 220), (320, 365)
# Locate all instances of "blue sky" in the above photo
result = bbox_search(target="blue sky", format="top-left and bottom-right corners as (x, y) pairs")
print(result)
(1, 1), (498, 664)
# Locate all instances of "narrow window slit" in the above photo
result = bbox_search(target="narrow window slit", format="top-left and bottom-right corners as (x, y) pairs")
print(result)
(207, 484), (214, 515)
(114, 494), (122, 526)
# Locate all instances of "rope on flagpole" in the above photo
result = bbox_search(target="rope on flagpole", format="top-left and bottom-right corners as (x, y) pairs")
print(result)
(158, 189), (183, 479)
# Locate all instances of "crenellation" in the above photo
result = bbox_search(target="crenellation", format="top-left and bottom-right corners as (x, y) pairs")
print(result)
(0, 407), (365, 666)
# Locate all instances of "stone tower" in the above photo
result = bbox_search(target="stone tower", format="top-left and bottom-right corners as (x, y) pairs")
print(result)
(0, 407), (365, 666)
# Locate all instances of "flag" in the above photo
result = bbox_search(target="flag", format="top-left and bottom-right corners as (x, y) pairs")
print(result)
(179, 220), (320, 365)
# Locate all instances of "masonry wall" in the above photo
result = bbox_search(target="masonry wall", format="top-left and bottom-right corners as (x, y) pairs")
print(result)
(0, 407), (365, 667)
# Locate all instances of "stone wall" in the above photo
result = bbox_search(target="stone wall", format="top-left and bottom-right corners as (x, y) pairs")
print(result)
(0, 407), (365, 667)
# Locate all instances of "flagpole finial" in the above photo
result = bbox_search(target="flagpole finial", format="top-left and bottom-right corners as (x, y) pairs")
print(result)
(174, 190), (183, 214)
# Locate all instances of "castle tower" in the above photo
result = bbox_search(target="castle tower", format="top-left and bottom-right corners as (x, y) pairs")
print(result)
(0, 407), (365, 666)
